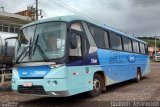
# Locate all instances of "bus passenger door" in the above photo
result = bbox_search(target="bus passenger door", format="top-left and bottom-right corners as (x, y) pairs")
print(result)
(68, 29), (87, 86)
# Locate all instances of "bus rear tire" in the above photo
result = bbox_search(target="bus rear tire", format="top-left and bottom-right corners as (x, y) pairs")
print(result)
(88, 73), (103, 97)
(136, 69), (141, 82)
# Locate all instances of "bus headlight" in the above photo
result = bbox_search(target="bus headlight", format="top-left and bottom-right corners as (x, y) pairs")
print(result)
(47, 80), (58, 86)
(53, 80), (58, 85)
(47, 80), (52, 85)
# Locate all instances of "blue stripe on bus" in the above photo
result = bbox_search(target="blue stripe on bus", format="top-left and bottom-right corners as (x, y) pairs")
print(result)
(66, 52), (100, 66)
(18, 65), (51, 78)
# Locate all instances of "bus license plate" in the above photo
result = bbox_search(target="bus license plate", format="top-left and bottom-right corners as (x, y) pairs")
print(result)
(23, 82), (33, 87)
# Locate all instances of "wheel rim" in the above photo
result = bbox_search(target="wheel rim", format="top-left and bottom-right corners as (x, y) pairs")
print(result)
(137, 72), (140, 80)
(93, 79), (101, 92)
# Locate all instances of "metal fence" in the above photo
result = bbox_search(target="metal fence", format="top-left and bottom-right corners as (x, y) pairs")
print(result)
(0, 68), (12, 86)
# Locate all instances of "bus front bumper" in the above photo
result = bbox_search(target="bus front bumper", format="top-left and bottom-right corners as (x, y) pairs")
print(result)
(13, 90), (70, 97)
(12, 78), (71, 97)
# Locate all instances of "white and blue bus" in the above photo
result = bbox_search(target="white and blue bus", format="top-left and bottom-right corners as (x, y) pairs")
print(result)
(12, 15), (150, 97)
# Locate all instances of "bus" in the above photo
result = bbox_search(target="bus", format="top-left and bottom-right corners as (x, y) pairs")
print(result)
(12, 15), (150, 97)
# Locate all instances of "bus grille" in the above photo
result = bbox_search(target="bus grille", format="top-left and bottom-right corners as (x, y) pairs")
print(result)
(18, 85), (47, 95)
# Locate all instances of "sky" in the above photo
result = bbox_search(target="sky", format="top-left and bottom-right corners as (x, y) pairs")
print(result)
(0, 0), (160, 37)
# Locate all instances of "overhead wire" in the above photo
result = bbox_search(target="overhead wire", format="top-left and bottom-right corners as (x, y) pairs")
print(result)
(47, 0), (131, 35)
(48, 0), (101, 24)
(0, 0), (35, 12)
(56, 0), (160, 14)
(1, 0), (160, 14)
(1, 0), (159, 36)
(50, 0), (159, 36)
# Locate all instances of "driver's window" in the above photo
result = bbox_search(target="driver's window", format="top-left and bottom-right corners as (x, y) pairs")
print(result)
(69, 35), (82, 57)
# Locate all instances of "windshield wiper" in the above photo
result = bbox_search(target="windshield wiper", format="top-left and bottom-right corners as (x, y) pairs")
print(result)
(16, 37), (33, 63)
(16, 34), (49, 63)
(15, 46), (31, 63)
(32, 34), (49, 62)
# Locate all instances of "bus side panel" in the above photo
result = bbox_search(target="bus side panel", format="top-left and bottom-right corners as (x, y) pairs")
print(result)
(97, 49), (150, 86)
(67, 66), (103, 96)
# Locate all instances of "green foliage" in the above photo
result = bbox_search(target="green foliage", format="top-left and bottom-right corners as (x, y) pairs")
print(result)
(138, 37), (160, 48)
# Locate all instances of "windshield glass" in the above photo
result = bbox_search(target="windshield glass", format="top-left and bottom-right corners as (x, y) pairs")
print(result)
(15, 22), (66, 62)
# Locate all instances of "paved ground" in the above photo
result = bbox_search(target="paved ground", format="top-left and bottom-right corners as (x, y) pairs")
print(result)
(0, 61), (159, 107)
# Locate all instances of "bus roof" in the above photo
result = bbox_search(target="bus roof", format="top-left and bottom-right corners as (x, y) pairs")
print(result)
(22, 15), (147, 44)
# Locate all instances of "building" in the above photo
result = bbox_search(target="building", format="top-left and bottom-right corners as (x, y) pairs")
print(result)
(0, 12), (32, 86)
(148, 46), (160, 57)
(0, 11), (32, 34)
(15, 9), (35, 21)
(15, 10), (33, 17)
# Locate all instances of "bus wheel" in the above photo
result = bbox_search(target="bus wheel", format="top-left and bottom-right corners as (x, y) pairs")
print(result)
(136, 69), (141, 82)
(88, 73), (103, 97)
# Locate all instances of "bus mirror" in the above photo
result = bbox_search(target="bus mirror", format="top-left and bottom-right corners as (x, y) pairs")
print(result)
(70, 33), (78, 49)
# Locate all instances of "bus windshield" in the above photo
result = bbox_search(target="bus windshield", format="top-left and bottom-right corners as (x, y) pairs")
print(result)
(15, 22), (66, 62)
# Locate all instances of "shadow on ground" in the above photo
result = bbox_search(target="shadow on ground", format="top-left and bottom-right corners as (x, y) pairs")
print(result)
(20, 77), (149, 107)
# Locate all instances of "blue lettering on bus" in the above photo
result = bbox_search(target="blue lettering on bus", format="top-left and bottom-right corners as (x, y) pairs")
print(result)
(128, 54), (136, 63)
(109, 51), (122, 64)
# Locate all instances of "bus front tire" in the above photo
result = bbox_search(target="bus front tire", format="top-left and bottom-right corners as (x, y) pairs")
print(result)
(88, 73), (103, 97)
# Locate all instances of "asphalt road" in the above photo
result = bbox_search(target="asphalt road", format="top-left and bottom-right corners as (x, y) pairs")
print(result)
(0, 61), (160, 107)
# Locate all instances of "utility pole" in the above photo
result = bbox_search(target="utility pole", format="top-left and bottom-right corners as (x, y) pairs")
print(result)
(155, 35), (157, 55)
(36, 0), (38, 21)
(28, 0), (42, 21)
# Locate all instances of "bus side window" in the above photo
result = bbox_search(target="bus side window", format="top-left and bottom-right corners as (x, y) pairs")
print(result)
(145, 44), (149, 55)
(104, 31), (109, 49)
(109, 32), (123, 50)
(89, 25), (106, 48)
(132, 40), (140, 53)
(122, 37), (132, 52)
(140, 43), (145, 54)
